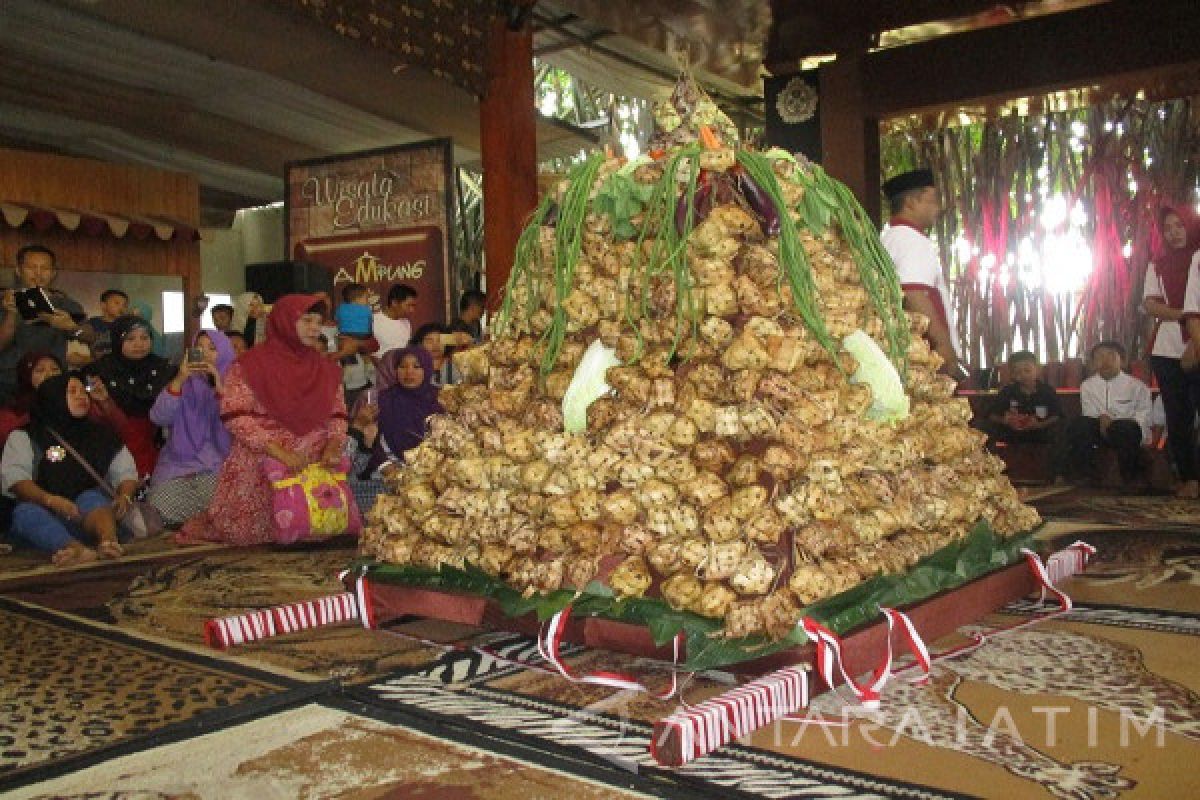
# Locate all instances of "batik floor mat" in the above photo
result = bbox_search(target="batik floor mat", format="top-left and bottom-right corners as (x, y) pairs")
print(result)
(0, 538), (437, 682)
(0, 597), (316, 790)
(101, 544), (460, 681)
(6, 703), (662, 800)
(346, 529), (1200, 800)
(0, 533), (223, 581)
(1030, 488), (1200, 530)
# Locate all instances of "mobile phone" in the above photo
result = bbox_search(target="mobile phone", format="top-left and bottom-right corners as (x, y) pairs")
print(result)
(187, 347), (205, 364)
(14, 287), (56, 321)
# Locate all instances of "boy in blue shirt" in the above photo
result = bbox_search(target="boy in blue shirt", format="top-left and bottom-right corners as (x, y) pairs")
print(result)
(335, 282), (373, 340)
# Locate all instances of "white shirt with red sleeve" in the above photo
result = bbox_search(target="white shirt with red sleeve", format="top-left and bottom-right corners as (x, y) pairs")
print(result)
(1143, 262), (1186, 358)
(1177, 251), (1200, 337)
(881, 222), (961, 358)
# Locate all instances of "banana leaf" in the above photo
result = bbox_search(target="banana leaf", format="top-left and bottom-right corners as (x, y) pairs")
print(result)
(352, 518), (1036, 672)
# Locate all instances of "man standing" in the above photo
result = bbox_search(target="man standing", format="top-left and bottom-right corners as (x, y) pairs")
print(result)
(880, 169), (964, 378)
(87, 288), (129, 359)
(0, 245), (94, 403)
(450, 289), (487, 344)
(372, 283), (417, 355)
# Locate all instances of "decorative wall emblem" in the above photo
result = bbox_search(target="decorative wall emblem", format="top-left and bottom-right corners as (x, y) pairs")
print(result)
(776, 76), (818, 124)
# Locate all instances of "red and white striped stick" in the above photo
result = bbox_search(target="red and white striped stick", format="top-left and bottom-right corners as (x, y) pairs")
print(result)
(651, 666), (809, 766)
(203, 592), (359, 650)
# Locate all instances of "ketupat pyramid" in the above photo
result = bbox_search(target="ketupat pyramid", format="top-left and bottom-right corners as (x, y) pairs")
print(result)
(362, 135), (1039, 642)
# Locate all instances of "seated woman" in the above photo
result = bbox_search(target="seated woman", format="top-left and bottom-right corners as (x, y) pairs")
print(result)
(344, 347), (442, 516)
(1, 352), (64, 534)
(0, 351), (64, 446)
(85, 315), (172, 478)
(131, 299), (168, 357)
(175, 295), (346, 546)
(145, 330), (235, 528)
(364, 346), (443, 476)
(1, 374), (138, 565)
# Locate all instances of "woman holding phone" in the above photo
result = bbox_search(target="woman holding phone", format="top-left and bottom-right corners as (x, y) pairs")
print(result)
(84, 316), (172, 478)
(144, 330), (235, 527)
(175, 295), (346, 547)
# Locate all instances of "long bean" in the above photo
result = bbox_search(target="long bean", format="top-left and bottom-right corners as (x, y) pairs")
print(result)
(736, 151), (840, 363)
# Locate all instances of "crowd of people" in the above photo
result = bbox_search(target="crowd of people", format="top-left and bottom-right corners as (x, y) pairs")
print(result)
(2, 183), (1198, 565)
(883, 169), (1200, 494)
(0, 243), (480, 564)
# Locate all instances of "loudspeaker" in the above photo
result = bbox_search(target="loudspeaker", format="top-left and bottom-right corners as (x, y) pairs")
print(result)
(244, 260), (333, 304)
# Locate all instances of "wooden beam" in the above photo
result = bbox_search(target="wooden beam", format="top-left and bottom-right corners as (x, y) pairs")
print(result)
(480, 14), (538, 311)
(817, 52), (881, 222)
(767, 0), (1003, 67)
(862, 0), (1200, 116)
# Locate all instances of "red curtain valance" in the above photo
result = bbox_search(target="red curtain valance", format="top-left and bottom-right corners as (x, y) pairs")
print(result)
(0, 202), (200, 243)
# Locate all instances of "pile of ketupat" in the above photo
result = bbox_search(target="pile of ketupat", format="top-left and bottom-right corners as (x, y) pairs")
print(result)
(362, 129), (1039, 643)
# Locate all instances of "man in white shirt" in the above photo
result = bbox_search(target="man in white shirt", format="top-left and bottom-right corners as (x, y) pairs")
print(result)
(372, 283), (418, 355)
(880, 168), (965, 380)
(1067, 341), (1153, 483)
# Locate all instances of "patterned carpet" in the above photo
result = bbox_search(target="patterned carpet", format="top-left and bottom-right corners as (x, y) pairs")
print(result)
(0, 598), (308, 791)
(346, 580), (1200, 799)
(1030, 488), (1200, 530)
(7, 705), (660, 800)
(1, 492), (1197, 798)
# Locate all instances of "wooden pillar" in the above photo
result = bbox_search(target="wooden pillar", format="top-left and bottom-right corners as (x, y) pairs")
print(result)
(819, 50), (881, 223)
(480, 14), (538, 310)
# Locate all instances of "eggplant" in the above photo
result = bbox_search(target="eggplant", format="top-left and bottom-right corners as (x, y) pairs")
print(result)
(733, 166), (781, 236)
(674, 173), (714, 237)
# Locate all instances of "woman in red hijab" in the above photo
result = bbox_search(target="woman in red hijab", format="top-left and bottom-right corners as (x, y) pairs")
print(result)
(176, 295), (346, 545)
(1143, 205), (1200, 497)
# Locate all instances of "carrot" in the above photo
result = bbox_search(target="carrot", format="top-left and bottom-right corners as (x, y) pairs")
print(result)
(699, 125), (721, 150)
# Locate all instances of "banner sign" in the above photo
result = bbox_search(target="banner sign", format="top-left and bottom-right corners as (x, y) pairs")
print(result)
(285, 139), (454, 331)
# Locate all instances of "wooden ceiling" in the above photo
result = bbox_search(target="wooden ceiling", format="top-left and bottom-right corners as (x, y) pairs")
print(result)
(2, 0), (1194, 225)
(1, 0), (596, 224)
(766, 0), (1112, 68)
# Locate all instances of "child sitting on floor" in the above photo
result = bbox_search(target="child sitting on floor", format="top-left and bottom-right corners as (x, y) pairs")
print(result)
(982, 350), (1063, 445)
(1066, 341), (1153, 484)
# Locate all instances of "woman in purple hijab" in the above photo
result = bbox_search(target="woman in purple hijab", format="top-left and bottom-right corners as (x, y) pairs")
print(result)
(144, 329), (236, 527)
(371, 346), (442, 470)
(343, 347), (441, 515)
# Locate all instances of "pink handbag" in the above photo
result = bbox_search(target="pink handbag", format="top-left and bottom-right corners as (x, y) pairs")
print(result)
(262, 455), (363, 544)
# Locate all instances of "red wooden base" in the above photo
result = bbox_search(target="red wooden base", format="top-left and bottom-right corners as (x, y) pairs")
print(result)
(358, 562), (1039, 767)
(355, 560), (1036, 681)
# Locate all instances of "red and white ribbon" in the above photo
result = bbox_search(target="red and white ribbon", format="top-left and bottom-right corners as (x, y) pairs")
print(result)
(203, 592), (359, 649)
(893, 541), (1095, 669)
(651, 666), (809, 765)
(538, 604), (684, 700)
(1044, 541), (1096, 588)
(1020, 542), (1093, 611)
(801, 606), (930, 709)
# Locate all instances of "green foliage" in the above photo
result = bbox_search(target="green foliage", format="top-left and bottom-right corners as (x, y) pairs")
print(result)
(358, 519), (1035, 672)
(592, 162), (657, 240)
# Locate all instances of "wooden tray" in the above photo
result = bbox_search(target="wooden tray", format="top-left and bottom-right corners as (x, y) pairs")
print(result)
(352, 559), (1036, 680)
